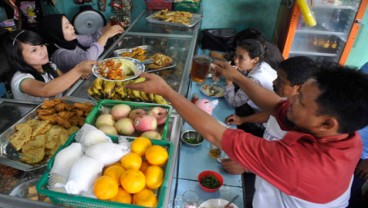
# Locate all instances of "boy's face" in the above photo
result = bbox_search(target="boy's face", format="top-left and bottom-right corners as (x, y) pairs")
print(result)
(273, 69), (299, 97)
(287, 79), (325, 134)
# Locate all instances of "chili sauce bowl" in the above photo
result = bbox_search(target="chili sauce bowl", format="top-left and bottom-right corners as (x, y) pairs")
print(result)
(198, 170), (223, 192)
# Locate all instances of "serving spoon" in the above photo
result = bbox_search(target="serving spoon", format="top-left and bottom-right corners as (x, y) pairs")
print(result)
(224, 195), (239, 208)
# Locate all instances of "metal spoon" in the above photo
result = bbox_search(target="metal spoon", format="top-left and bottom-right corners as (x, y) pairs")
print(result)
(224, 195), (239, 208)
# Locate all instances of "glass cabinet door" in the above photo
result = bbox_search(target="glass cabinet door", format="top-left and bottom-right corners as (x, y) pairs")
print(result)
(289, 0), (361, 62)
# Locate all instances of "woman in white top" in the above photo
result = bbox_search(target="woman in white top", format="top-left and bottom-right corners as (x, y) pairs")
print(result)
(4, 30), (94, 102)
(224, 39), (277, 137)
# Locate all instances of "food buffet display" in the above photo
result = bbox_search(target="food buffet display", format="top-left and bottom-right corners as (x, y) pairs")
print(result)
(0, 8), (202, 207)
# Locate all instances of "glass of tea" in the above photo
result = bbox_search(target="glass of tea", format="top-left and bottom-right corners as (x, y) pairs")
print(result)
(190, 55), (211, 84)
(208, 143), (222, 159)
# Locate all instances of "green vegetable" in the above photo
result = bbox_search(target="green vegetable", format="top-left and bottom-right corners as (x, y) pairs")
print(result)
(200, 174), (220, 188)
(184, 134), (202, 144)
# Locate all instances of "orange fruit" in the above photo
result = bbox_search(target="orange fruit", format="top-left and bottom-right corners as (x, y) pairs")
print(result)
(120, 152), (142, 170)
(131, 137), (152, 156)
(145, 165), (164, 190)
(120, 169), (146, 194)
(104, 165), (125, 184)
(110, 188), (132, 204)
(93, 175), (119, 200)
(145, 145), (168, 166)
(140, 160), (150, 173)
(133, 188), (157, 207)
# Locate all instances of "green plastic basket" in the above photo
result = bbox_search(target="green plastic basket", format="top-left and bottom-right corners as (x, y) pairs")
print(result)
(173, 0), (201, 13)
(85, 99), (172, 140)
(36, 133), (174, 208)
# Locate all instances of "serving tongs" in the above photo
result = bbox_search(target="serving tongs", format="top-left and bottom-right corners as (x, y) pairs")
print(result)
(1, 142), (21, 160)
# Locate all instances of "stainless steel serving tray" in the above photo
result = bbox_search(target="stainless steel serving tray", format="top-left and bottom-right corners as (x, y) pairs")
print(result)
(0, 96), (96, 172)
(113, 45), (154, 57)
(146, 12), (202, 28)
(113, 45), (176, 72)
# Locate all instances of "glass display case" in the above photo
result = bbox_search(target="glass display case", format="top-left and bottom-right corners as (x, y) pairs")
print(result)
(0, 9), (201, 207)
(275, 0), (367, 64)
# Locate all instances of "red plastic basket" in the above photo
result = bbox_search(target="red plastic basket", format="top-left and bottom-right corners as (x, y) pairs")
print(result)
(145, 0), (173, 10)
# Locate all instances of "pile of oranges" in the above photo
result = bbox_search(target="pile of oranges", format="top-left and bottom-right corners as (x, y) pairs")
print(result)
(93, 137), (168, 207)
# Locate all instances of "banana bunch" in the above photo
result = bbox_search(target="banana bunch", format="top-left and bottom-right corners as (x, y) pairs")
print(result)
(88, 78), (169, 105)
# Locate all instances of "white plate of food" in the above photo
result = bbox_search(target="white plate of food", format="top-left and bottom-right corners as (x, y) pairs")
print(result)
(199, 198), (239, 208)
(200, 84), (225, 98)
(92, 57), (145, 82)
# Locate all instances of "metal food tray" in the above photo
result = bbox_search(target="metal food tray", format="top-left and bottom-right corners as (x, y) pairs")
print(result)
(0, 96), (96, 172)
(113, 45), (177, 72)
(113, 45), (154, 57)
(146, 12), (202, 28)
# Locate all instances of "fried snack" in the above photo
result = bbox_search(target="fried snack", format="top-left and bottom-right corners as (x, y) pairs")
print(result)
(121, 48), (149, 61)
(72, 109), (83, 117)
(58, 111), (76, 120)
(66, 126), (80, 136)
(153, 9), (193, 25)
(77, 116), (86, 127)
(9, 123), (33, 151)
(40, 98), (62, 109)
(54, 103), (73, 112)
(68, 115), (79, 126)
(73, 102), (94, 114)
(44, 125), (66, 150)
(38, 115), (58, 125)
(147, 53), (173, 69)
(54, 116), (71, 129)
(25, 120), (51, 137)
(20, 135), (46, 164)
(36, 108), (55, 116)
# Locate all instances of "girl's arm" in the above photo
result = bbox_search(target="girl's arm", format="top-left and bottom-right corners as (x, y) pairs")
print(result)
(20, 60), (95, 97)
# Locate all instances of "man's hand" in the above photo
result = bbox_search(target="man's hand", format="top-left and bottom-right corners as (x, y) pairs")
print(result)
(355, 159), (368, 180)
(211, 61), (240, 83)
(125, 73), (172, 97)
(221, 158), (247, 175)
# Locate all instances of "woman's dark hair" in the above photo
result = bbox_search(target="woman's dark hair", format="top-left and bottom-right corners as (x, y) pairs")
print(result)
(235, 27), (266, 45)
(236, 39), (265, 62)
(231, 28), (283, 69)
(314, 65), (368, 133)
(4, 30), (59, 82)
(40, 14), (82, 55)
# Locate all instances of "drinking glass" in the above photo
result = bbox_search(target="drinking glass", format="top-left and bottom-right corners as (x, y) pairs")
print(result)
(182, 190), (199, 208)
(190, 55), (211, 84)
(209, 143), (222, 159)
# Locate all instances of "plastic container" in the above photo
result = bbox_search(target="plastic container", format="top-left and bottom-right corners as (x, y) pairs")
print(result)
(145, 0), (173, 10)
(85, 99), (172, 140)
(173, 0), (201, 13)
(36, 133), (174, 208)
(198, 170), (223, 192)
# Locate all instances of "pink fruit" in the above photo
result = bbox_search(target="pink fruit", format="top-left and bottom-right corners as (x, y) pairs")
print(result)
(134, 115), (157, 132)
(128, 108), (146, 121)
(110, 104), (131, 120)
(115, 118), (135, 135)
(148, 107), (168, 125)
